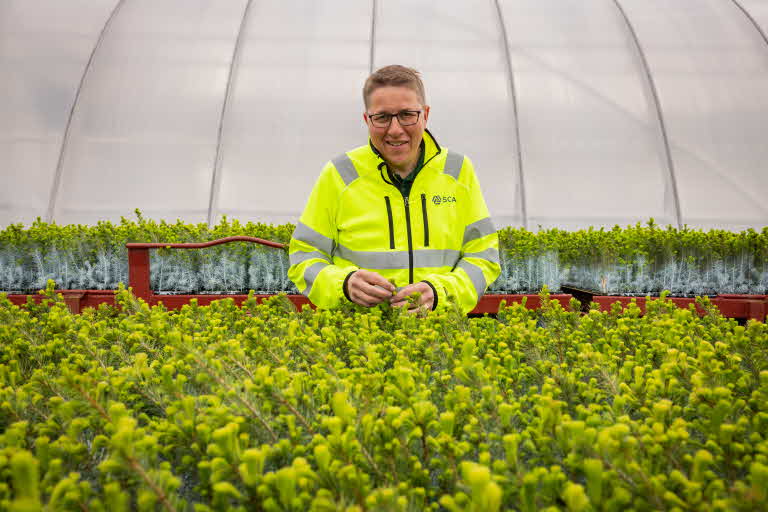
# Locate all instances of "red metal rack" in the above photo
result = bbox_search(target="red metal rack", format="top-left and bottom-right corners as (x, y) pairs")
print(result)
(5, 237), (572, 314)
(591, 295), (767, 321)
(125, 237), (573, 314)
(4, 237), (765, 321)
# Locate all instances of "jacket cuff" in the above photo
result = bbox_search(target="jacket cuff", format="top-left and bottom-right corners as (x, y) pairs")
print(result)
(421, 280), (439, 311)
(342, 271), (356, 303)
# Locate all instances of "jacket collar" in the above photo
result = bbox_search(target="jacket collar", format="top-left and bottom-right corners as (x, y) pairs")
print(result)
(368, 128), (443, 170)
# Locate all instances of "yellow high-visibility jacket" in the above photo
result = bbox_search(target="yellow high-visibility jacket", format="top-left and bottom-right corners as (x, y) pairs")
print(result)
(288, 130), (500, 314)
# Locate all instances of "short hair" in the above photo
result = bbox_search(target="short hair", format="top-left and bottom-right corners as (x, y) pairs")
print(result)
(363, 65), (426, 108)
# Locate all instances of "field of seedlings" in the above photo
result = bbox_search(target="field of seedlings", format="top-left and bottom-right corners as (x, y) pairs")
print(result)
(1, 215), (766, 297)
(1, 283), (766, 511)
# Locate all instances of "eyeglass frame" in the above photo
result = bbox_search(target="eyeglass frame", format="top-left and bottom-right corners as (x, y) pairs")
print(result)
(365, 109), (423, 128)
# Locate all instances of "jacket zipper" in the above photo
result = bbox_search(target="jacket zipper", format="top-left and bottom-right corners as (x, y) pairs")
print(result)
(384, 196), (395, 249)
(381, 164), (428, 286)
(403, 196), (414, 284)
(421, 193), (429, 247)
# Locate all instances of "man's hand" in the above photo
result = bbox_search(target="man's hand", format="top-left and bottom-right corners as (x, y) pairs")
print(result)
(346, 270), (396, 307)
(390, 281), (434, 313)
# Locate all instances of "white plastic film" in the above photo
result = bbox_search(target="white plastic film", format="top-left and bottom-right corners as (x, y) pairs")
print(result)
(375, 0), (524, 228)
(0, 0), (119, 226)
(499, 0), (675, 231)
(735, 0), (768, 39)
(213, 0), (371, 226)
(620, 0), (768, 230)
(52, 0), (247, 225)
(1, 0), (766, 231)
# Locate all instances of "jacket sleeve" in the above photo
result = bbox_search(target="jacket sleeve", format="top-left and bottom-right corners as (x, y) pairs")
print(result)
(423, 156), (500, 314)
(288, 162), (358, 308)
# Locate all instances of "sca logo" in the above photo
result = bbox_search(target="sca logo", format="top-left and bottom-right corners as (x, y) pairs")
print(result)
(432, 194), (457, 205)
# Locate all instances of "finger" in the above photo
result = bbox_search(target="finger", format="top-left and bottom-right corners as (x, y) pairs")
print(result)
(349, 274), (391, 301)
(405, 304), (425, 314)
(406, 303), (430, 315)
(390, 285), (417, 303)
(361, 283), (395, 301)
(358, 271), (396, 292)
(389, 292), (405, 303)
(356, 287), (391, 306)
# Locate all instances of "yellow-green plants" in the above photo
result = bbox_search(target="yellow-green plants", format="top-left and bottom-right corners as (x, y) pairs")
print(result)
(0, 282), (766, 510)
(3, 216), (766, 296)
(558, 221), (768, 296)
(0, 212), (296, 295)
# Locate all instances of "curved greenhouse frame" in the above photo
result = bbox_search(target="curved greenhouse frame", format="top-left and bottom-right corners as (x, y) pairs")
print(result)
(2, 0), (767, 230)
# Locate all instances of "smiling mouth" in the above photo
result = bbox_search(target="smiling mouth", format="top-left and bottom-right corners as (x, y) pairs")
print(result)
(386, 141), (408, 147)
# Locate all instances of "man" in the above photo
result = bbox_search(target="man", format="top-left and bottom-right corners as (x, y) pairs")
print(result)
(288, 65), (499, 314)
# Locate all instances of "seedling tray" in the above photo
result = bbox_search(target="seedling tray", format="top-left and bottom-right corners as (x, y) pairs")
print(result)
(3, 238), (764, 320)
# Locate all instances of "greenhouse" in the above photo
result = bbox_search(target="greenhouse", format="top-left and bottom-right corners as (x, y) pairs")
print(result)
(2, 0), (767, 230)
(1, 1), (767, 511)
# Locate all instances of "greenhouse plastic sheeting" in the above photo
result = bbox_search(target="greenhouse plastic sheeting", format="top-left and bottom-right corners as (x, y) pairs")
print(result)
(620, 0), (768, 230)
(736, 0), (768, 37)
(375, 0), (523, 227)
(213, 0), (371, 226)
(53, 0), (247, 225)
(499, 0), (676, 230)
(1, 0), (766, 231)
(0, 0), (119, 224)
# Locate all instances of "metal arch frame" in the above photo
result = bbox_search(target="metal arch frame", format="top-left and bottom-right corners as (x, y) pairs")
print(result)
(493, 0), (528, 230)
(728, 0), (768, 214)
(612, 0), (682, 229)
(369, 0), (378, 74)
(208, 0), (256, 228)
(46, 0), (128, 223)
(370, 1), (526, 229)
(731, 0), (768, 50)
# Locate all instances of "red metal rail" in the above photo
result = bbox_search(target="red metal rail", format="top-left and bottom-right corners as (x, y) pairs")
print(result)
(592, 295), (767, 321)
(474, 293), (572, 313)
(125, 238), (574, 314)
(125, 236), (285, 250)
(10, 290), (765, 321)
(7, 289), (766, 320)
(6, 291), (567, 315)
(126, 236), (285, 300)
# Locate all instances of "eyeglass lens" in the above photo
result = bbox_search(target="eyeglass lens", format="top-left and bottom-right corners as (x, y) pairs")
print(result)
(370, 111), (420, 127)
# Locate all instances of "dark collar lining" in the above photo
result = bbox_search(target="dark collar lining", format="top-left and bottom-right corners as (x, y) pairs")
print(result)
(369, 128), (441, 162)
(393, 142), (424, 184)
(372, 129), (442, 185)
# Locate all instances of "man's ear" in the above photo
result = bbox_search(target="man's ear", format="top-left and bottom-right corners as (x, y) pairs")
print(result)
(362, 112), (368, 123)
(423, 105), (430, 123)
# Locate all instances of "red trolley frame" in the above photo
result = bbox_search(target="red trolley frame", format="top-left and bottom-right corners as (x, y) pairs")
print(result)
(5, 237), (765, 321)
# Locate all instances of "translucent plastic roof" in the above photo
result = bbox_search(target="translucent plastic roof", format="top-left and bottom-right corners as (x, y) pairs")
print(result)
(2, 0), (767, 231)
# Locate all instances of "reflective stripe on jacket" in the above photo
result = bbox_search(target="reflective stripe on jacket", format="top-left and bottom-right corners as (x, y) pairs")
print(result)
(288, 130), (500, 314)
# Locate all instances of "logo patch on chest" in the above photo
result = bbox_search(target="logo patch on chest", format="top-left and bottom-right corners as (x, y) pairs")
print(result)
(432, 195), (457, 205)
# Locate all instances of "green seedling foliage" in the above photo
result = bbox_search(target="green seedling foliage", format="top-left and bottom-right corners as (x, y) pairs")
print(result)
(0, 287), (767, 510)
(2, 216), (766, 295)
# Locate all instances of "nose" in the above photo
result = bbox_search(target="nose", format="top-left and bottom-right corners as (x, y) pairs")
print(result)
(386, 116), (405, 135)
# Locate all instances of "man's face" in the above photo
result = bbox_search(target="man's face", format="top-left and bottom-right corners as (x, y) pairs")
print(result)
(364, 86), (430, 174)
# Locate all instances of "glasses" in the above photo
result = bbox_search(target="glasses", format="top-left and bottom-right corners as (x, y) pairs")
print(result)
(366, 110), (422, 128)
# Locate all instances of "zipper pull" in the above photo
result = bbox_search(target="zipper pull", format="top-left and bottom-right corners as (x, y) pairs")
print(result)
(404, 197), (409, 206)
